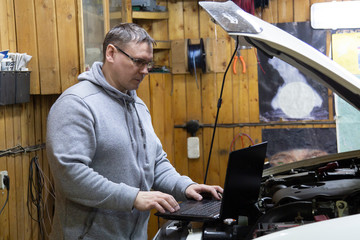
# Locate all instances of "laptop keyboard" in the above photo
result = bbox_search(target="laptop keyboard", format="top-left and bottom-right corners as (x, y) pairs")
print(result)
(181, 200), (221, 216)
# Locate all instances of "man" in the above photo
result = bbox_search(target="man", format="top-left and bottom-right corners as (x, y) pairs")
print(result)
(46, 23), (223, 239)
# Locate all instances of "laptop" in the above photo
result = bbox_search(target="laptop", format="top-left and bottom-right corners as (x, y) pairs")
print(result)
(155, 142), (267, 224)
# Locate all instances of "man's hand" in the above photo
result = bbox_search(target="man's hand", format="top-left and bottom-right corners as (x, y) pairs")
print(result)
(185, 184), (224, 201)
(133, 191), (180, 213)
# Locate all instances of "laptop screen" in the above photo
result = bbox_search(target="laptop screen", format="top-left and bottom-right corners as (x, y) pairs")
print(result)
(220, 142), (267, 224)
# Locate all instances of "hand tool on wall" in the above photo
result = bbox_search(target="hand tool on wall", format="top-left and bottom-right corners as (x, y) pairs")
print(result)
(232, 49), (246, 74)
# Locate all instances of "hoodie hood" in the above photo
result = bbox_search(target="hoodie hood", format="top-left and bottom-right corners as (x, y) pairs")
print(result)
(77, 61), (145, 161)
(78, 61), (136, 103)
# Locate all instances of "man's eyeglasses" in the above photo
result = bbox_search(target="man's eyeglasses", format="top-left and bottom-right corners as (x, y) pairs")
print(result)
(111, 44), (154, 69)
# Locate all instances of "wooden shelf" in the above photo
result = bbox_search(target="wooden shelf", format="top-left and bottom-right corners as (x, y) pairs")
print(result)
(133, 11), (168, 19)
(110, 11), (122, 20)
(154, 41), (170, 50)
(109, 7), (169, 50)
(110, 11), (169, 20)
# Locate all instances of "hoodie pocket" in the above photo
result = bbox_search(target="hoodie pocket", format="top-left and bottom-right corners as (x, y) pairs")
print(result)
(78, 208), (97, 240)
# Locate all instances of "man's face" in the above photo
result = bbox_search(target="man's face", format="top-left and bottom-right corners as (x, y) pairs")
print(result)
(105, 41), (153, 93)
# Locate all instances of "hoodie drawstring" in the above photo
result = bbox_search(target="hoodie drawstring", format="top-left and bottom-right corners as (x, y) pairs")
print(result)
(122, 98), (148, 165)
(123, 99), (136, 152)
(132, 102), (147, 162)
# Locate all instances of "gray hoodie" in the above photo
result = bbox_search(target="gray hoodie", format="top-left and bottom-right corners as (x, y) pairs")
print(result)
(46, 62), (194, 239)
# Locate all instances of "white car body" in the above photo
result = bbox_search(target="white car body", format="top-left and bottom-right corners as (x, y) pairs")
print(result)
(255, 214), (360, 240)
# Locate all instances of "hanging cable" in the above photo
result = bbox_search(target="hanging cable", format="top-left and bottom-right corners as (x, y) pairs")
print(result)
(230, 133), (255, 151)
(27, 156), (45, 240)
(204, 36), (240, 184)
(254, 48), (266, 75)
(0, 189), (9, 215)
(0, 175), (9, 215)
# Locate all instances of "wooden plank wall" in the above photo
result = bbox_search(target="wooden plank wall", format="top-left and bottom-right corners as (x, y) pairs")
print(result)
(12, 0), (79, 95)
(0, 0), (341, 239)
(0, 96), (57, 240)
(0, 0), (79, 239)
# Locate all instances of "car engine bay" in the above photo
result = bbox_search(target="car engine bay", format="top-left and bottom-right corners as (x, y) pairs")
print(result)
(155, 150), (360, 240)
(252, 150), (360, 238)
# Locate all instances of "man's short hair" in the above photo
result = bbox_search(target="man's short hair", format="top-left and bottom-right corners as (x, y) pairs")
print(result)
(102, 23), (156, 62)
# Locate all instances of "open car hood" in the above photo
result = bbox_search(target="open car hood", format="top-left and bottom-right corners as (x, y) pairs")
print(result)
(199, 1), (360, 110)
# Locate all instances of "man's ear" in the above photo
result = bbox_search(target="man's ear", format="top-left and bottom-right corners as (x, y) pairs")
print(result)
(105, 44), (116, 63)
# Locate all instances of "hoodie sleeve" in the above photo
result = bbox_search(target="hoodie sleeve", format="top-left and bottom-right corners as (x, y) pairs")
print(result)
(46, 94), (139, 211)
(132, 96), (196, 201)
(152, 138), (196, 201)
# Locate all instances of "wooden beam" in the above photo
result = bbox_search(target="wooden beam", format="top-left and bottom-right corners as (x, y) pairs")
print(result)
(14, 0), (40, 94)
(103, 0), (110, 33)
(122, 0), (132, 23)
(56, 0), (80, 91)
(77, 0), (86, 72)
(34, 0), (61, 94)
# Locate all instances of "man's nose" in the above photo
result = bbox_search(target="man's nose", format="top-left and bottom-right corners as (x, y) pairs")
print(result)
(139, 65), (149, 74)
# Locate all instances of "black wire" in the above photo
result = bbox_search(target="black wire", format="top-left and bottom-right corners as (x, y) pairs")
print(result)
(27, 156), (44, 239)
(0, 144), (45, 158)
(204, 36), (240, 184)
(0, 181), (9, 215)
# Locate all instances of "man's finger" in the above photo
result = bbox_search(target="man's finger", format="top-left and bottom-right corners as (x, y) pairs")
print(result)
(154, 202), (165, 213)
(165, 195), (179, 210)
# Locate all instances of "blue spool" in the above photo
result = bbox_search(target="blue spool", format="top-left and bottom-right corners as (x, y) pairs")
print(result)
(187, 38), (206, 74)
